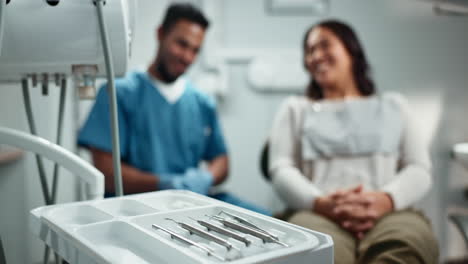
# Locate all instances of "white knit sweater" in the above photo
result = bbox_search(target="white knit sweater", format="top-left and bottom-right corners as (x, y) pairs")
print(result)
(268, 92), (431, 210)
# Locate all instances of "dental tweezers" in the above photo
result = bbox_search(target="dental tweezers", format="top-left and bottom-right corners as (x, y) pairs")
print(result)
(219, 210), (279, 240)
(209, 215), (289, 247)
(151, 223), (226, 261)
(189, 217), (251, 246)
(165, 218), (240, 251)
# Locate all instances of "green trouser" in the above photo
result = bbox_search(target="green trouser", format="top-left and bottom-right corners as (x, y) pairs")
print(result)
(287, 210), (439, 264)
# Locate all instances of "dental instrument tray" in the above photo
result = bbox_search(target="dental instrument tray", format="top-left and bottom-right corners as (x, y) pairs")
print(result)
(30, 190), (333, 264)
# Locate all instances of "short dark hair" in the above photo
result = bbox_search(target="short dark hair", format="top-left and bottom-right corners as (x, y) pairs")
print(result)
(161, 3), (210, 32)
(303, 19), (375, 100)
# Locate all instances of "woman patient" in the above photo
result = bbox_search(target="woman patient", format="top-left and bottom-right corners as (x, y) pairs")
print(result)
(269, 20), (438, 264)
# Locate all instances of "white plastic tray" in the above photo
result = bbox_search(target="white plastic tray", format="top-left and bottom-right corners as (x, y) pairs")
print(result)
(30, 190), (333, 264)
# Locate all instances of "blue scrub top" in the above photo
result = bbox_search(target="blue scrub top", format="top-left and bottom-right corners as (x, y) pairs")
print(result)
(78, 71), (228, 175)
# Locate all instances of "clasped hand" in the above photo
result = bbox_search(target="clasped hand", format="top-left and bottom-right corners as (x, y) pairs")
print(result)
(314, 185), (393, 239)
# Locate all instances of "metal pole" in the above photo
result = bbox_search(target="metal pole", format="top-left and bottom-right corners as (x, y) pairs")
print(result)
(21, 78), (51, 205)
(0, 0), (5, 56)
(95, 0), (123, 196)
(51, 77), (67, 203)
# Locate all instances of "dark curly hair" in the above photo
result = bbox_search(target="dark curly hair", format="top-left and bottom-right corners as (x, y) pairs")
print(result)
(161, 3), (209, 32)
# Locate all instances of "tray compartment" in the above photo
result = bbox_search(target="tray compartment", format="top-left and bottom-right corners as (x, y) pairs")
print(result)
(93, 199), (158, 217)
(45, 204), (113, 228)
(141, 192), (210, 211)
(75, 221), (191, 264)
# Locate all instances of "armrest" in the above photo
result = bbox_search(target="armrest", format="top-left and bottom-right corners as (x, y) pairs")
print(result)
(0, 126), (104, 200)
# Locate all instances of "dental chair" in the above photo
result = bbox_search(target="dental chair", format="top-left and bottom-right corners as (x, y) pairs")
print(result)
(260, 141), (271, 181)
(0, 236), (5, 264)
(260, 141), (296, 220)
(449, 214), (468, 250)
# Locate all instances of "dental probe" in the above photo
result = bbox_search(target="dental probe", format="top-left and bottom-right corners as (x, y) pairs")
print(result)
(151, 223), (227, 261)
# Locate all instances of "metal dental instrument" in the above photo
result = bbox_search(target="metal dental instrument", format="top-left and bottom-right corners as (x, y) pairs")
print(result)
(189, 217), (251, 246)
(165, 218), (240, 251)
(209, 215), (289, 247)
(219, 211), (279, 240)
(151, 224), (226, 262)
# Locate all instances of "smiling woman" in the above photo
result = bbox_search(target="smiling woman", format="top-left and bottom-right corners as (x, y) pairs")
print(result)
(302, 20), (375, 100)
(268, 19), (439, 264)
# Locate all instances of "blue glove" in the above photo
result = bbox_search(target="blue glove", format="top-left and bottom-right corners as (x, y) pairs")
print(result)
(158, 169), (213, 195)
(179, 168), (213, 195)
(158, 174), (185, 191)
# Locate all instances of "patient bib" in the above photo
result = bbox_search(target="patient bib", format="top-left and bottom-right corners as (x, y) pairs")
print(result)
(301, 94), (403, 160)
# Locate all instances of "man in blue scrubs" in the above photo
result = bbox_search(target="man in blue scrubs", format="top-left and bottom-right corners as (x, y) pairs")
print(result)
(78, 3), (270, 215)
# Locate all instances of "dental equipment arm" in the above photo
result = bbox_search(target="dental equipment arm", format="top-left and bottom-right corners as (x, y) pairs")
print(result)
(95, 0), (124, 197)
(0, 127), (104, 200)
(0, 0), (4, 56)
